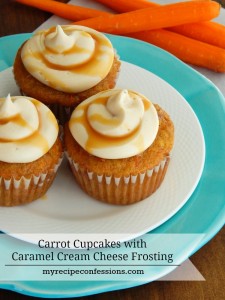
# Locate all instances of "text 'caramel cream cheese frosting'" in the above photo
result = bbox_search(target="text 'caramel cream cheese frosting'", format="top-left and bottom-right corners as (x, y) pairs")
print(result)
(21, 25), (115, 93)
(0, 95), (58, 163)
(69, 89), (159, 159)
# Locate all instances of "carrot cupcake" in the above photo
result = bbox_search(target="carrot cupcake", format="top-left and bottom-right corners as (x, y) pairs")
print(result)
(64, 89), (174, 205)
(0, 94), (63, 206)
(13, 25), (121, 123)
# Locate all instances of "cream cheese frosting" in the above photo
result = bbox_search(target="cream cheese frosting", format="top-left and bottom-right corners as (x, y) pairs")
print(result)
(21, 25), (115, 93)
(0, 95), (58, 163)
(69, 89), (159, 159)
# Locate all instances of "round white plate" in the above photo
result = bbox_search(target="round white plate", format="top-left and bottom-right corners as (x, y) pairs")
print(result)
(0, 62), (205, 242)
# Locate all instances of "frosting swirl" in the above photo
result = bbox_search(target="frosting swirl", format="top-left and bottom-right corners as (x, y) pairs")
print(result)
(0, 95), (58, 163)
(21, 25), (114, 93)
(69, 89), (159, 159)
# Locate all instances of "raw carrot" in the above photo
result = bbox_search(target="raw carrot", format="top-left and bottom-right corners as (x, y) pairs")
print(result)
(74, 1), (220, 35)
(169, 21), (225, 49)
(15, 0), (111, 21)
(93, 0), (211, 12)
(17, 0), (224, 50)
(92, 0), (156, 13)
(129, 29), (225, 72)
(93, 0), (225, 50)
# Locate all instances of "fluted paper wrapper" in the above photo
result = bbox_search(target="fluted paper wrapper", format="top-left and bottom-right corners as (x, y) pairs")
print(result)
(66, 153), (170, 205)
(0, 157), (63, 207)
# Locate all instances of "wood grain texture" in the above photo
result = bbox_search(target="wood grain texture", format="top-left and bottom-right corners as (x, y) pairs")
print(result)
(0, 1), (224, 299)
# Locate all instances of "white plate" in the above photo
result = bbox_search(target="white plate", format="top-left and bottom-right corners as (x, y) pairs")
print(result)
(0, 62), (205, 242)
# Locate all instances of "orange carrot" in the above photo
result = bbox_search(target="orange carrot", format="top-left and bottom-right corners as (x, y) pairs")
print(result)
(74, 1), (220, 34)
(15, 0), (111, 21)
(169, 21), (225, 49)
(93, 0), (225, 50)
(129, 29), (225, 72)
(92, 0), (156, 13)
(93, 0), (211, 12)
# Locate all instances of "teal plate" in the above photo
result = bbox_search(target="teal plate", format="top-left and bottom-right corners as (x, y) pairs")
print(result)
(0, 33), (225, 298)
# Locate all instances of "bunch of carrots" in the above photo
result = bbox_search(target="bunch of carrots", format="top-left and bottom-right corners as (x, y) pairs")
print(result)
(15, 0), (225, 72)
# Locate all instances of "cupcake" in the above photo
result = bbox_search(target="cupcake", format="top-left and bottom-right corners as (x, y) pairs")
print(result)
(64, 89), (174, 205)
(13, 25), (121, 123)
(0, 95), (63, 206)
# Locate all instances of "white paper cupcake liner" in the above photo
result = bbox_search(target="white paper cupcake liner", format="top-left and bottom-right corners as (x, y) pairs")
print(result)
(0, 156), (63, 207)
(66, 152), (170, 205)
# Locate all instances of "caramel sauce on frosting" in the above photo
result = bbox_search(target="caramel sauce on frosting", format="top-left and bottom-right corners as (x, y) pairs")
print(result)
(0, 95), (58, 163)
(21, 25), (114, 93)
(69, 89), (159, 159)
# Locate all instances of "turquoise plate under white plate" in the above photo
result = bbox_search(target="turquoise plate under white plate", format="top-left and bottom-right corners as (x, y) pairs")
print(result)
(0, 33), (225, 298)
